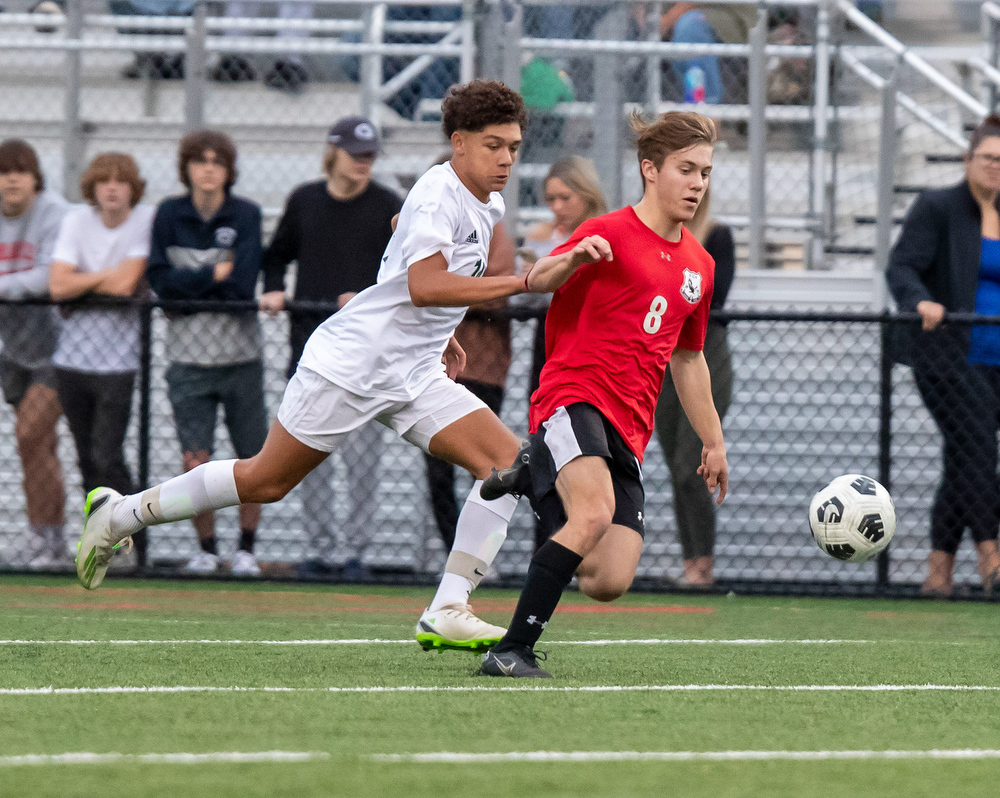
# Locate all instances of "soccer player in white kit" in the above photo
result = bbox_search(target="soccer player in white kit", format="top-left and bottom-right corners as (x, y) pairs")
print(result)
(75, 80), (531, 652)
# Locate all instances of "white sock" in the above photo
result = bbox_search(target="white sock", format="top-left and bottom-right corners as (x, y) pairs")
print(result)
(110, 460), (241, 542)
(44, 524), (64, 553)
(428, 480), (518, 611)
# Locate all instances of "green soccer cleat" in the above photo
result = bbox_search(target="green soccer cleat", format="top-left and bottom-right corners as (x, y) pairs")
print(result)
(416, 604), (506, 652)
(76, 487), (124, 590)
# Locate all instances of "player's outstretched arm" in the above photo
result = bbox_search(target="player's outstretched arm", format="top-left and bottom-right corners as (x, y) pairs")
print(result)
(526, 235), (613, 293)
(408, 251), (526, 307)
(670, 347), (728, 503)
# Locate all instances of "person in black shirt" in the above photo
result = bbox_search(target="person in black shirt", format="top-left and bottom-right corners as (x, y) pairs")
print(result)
(654, 185), (735, 587)
(260, 116), (402, 579)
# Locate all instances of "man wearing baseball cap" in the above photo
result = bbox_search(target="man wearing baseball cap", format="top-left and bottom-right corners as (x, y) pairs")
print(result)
(260, 115), (402, 579)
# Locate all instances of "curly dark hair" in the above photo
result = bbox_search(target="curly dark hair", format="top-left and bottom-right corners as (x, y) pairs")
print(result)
(441, 80), (527, 139)
(178, 129), (237, 192)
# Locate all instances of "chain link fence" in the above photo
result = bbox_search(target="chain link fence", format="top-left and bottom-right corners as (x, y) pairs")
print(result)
(0, 297), (995, 597)
(2, 0), (999, 596)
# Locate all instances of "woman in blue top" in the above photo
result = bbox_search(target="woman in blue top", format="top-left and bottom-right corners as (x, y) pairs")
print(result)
(887, 114), (1000, 596)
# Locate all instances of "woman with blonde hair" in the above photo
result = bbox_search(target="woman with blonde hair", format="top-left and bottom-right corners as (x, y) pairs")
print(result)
(653, 183), (735, 587)
(519, 156), (608, 398)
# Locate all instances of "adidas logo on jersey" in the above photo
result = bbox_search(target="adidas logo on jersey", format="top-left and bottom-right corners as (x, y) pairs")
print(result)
(465, 230), (479, 244)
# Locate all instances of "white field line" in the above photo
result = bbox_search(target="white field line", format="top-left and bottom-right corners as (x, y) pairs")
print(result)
(3, 684), (1000, 696)
(0, 638), (965, 646)
(0, 751), (328, 768)
(4, 748), (999, 768)
(372, 749), (1000, 764)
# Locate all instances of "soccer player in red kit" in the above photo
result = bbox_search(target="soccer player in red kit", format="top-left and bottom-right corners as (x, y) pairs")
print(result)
(480, 111), (728, 677)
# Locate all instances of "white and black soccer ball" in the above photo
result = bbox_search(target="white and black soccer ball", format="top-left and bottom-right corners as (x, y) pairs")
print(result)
(808, 474), (896, 564)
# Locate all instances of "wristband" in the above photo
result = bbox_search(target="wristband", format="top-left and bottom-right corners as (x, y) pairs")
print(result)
(523, 268), (531, 293)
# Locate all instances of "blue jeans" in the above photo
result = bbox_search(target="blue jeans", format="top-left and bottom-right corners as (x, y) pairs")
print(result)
(671, 10), (723, 105)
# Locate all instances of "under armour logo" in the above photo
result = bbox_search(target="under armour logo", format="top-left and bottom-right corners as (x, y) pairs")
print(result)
(660, 251), (670, 261)
(526, 615), (548, 629)
(637, 511), (643, 522)
(465, 230), (479, 244)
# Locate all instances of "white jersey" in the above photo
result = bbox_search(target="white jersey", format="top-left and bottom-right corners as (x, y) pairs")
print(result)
(298, 162), (504, 400)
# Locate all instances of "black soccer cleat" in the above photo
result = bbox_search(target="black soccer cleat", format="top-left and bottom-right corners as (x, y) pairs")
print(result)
(480, 439), (532, 501)
(480, 645), (552, 678)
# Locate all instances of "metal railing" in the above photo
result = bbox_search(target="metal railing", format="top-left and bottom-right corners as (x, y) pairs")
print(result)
(0, 0), (989, 277)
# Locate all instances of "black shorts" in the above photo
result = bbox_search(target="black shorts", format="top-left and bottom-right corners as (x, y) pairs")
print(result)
(0, 356), (58, 408)
(528, 402), (646, 540)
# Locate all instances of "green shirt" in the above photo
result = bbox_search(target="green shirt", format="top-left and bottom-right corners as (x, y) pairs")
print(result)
(520, 57), (575, 109)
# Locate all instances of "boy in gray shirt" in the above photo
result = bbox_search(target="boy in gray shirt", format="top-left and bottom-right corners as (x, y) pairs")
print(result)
(0, 139), (69, 568)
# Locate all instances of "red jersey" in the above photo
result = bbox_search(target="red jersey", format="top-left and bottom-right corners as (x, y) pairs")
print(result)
(529, 206), (715, 461)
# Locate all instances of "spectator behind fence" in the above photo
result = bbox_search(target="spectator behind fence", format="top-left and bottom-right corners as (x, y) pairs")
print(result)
(338, 5), (461, 121)
(214, 0), (310, 92)
(887, 114), (1000, 597)
(424, 217), (516, 553)
(111, 0), (193, 80)
(660, 3), (755, 104)
(516, 157), (607, 399)
(654, 184), (734, 587)
(0, 139), (67, 569)
(48, 153), (154, 571)
(147, 129), (267, 578)
(511, 157), (606, 552)
(260, 116), (402, 579)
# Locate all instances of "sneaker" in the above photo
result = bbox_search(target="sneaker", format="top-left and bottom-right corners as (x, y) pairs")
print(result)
(181, 550), (219, 576)
(416, 603), (506, 652)
(230, 549), (261, 577)
(75, 487), (124, 590)
(264, 59), (308, 93)
(480, 439), (531, 501)
(210, 55), (256, 83)
(29, 547), (73, 572)
(480, 645), (552, 678)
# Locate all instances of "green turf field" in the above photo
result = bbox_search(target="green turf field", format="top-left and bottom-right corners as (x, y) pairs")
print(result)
(2, 575), (999, 797)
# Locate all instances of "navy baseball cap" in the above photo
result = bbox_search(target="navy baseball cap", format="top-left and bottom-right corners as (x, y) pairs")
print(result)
(327, 116), (379, 155)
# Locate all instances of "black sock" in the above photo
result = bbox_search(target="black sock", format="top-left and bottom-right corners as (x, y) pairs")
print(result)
(497, 540), (582, 652)
(239, 528), (256, 553)
(200, 536), (217, 555)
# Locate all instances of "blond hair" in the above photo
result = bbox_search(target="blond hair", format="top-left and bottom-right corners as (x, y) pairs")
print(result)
(544, 156), (608, 223)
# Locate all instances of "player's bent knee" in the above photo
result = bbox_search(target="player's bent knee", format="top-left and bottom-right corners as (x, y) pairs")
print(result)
(234, 459), (297, 505)
(574, 506), (615, 540)
(578, 576), (629, 603)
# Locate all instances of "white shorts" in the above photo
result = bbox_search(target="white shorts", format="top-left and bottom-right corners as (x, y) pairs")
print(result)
(276, 366), (489, 454)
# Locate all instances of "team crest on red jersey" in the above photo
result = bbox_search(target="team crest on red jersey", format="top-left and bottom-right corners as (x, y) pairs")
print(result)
(680, 268), (702, 304)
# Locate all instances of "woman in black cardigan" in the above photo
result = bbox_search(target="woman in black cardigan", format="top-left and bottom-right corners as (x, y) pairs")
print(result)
(654, 185), (735, 587)
(887, 114), (1000, 596)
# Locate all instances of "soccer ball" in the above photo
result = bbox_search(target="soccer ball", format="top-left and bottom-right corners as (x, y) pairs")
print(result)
(808, 474), (896, 563)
